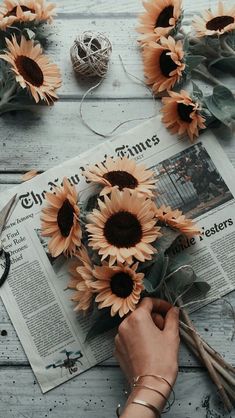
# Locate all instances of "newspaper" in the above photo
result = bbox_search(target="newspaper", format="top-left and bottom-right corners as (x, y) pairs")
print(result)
(0, 116), (235, 393)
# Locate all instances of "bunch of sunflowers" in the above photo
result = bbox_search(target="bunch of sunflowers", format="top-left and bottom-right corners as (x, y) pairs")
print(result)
(137, 0), (235, 142)
(0, 0), (61, 114)
(40, 157), (235, 411)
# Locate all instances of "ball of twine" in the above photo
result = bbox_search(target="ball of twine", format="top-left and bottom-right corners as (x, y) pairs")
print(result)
(70, 31), (112, 78)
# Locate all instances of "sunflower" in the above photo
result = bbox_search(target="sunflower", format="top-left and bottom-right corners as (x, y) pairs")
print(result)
(155, 205), (201, 236)
(91, 263), (144, 317)
(143, 36), (185, 94)
(68, 246), (94, 312)
(0, 0), (56, 30)
(41, 177), (81, 258)
(137, 0), (182, 44)
(192, 1), (235, 37)
(86, 189), (161, 266)
(0, 35), (61, 104)
(83, 156), (156, 197)
(161, 90), (206, 142)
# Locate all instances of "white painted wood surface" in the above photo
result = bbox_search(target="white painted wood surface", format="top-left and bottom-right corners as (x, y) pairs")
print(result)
(0, 0), (235, 416)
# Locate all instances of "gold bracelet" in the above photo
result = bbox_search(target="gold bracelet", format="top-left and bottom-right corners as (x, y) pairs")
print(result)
(132, 399), (161, 417)
(133, 374), (175, 406)
(132, 383), (171, 412)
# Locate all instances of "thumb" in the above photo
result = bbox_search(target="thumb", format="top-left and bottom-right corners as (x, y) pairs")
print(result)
(164, 307), (180, 336)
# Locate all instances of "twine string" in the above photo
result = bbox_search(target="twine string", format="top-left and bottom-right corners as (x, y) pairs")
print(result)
(79, 55), (157, 138)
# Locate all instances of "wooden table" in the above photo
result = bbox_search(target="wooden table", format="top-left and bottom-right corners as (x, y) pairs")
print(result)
(0, 0), (235, 417)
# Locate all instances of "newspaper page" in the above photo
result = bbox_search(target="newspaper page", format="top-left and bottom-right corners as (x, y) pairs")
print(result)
(0, 116), (235, 393)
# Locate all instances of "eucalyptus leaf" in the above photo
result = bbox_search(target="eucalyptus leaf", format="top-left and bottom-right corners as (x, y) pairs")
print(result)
(86, 309), (121, 341)
(204, 86), (235, 128)
(208, 57), (235, 74)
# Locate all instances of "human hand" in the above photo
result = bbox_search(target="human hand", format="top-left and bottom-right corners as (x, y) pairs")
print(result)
(114, 297), (180, 386)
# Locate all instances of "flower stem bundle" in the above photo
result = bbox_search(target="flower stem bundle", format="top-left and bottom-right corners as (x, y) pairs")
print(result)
(39, 155), (234, 410)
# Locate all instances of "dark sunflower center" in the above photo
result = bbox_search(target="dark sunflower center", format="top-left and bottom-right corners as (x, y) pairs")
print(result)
(177, 103), (194, 122)
(110, 272), (134, 298)
(103, 170), (138, 190)
(76, 36), (101, 60)
(206, 15), (234, 31)
(104, 211), (142, 248)
(159, 50), (178, 77)
(5, 5), (35, 17)
(57, 199), (74, 237)
(15, 56), (44, 87)
(155, 6), (174, 28)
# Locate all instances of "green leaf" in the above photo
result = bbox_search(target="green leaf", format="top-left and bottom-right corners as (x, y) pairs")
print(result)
(193, 280), (211, 294)
(166, 265), (196, 298)
(145, 255), (169, 296)
(192, 81), (203, 100)
(209, 57), (235, 74)
(86, 308), (121, 341)
(204, 85), (235, 128)
(23, 28), (36, 40)
(185, 55), (205, 72)
(153, 226), (181, 253)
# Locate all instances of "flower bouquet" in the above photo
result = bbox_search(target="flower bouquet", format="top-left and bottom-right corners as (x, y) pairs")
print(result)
(40, 157), (235, 411)
(0, 0), (61, 114)
(137, 0), (235, 142)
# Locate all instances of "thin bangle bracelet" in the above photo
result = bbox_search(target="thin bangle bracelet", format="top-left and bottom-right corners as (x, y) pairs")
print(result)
(132, 399), (161, 417)
(133, 374), (175, 405)
(132, 383), (171, 412)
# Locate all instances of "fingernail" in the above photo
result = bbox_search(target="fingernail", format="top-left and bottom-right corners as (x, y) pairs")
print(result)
(173, 307), (179, 315)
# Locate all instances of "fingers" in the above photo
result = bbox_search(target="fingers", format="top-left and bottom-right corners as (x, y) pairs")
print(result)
(139, 297), (172, 315)
(164, 307), (180, 335)
(152, 313), (164, 330)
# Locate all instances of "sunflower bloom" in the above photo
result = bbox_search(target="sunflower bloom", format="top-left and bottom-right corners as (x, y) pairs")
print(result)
(0, 35), (61, 104)
(137, 0), (182, 44)
(68, 246), (94, 312)
(41, 177), (81, 257)
(192, 1), (235, 37)
(86, 189), (161, 266)
(91, 263), (144, 317)
(83, 156), (156, 197)
(143, 36), (185, 94)
(161, 90), (206, 142)
(155, 205), (201, 236)
(0, 0), (56, 30)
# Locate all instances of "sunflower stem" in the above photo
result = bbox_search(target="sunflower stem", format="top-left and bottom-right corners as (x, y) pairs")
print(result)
(180, 328), (235, 401)
(220, 37), (235, 56)
(178, 300), (233, 412)
(192, 67), (223, 86)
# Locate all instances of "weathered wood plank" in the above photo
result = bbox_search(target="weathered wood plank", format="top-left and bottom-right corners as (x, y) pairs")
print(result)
(1, 292), (235, 367)
(33, 17), (234, 99)
(0, 101), (234, 172)
(54, 0), (230, 15)
(0, 366), (233, 418)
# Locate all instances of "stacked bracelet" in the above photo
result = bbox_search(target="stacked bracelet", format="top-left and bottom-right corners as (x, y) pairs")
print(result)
(132, 383), (171, 412)
(133, 374), (175, 406)
(116, 374), (175, 417)
(132, 399), (161, 417)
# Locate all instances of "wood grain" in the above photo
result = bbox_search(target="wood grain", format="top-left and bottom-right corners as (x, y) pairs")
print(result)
(0, 366), (232, 418)
(1, 291), (235, 367)
(54, 0), (229, 15)
(0, 101), (234, 172)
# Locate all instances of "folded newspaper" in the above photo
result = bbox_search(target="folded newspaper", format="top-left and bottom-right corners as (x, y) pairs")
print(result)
(0, 116), (235, 393)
